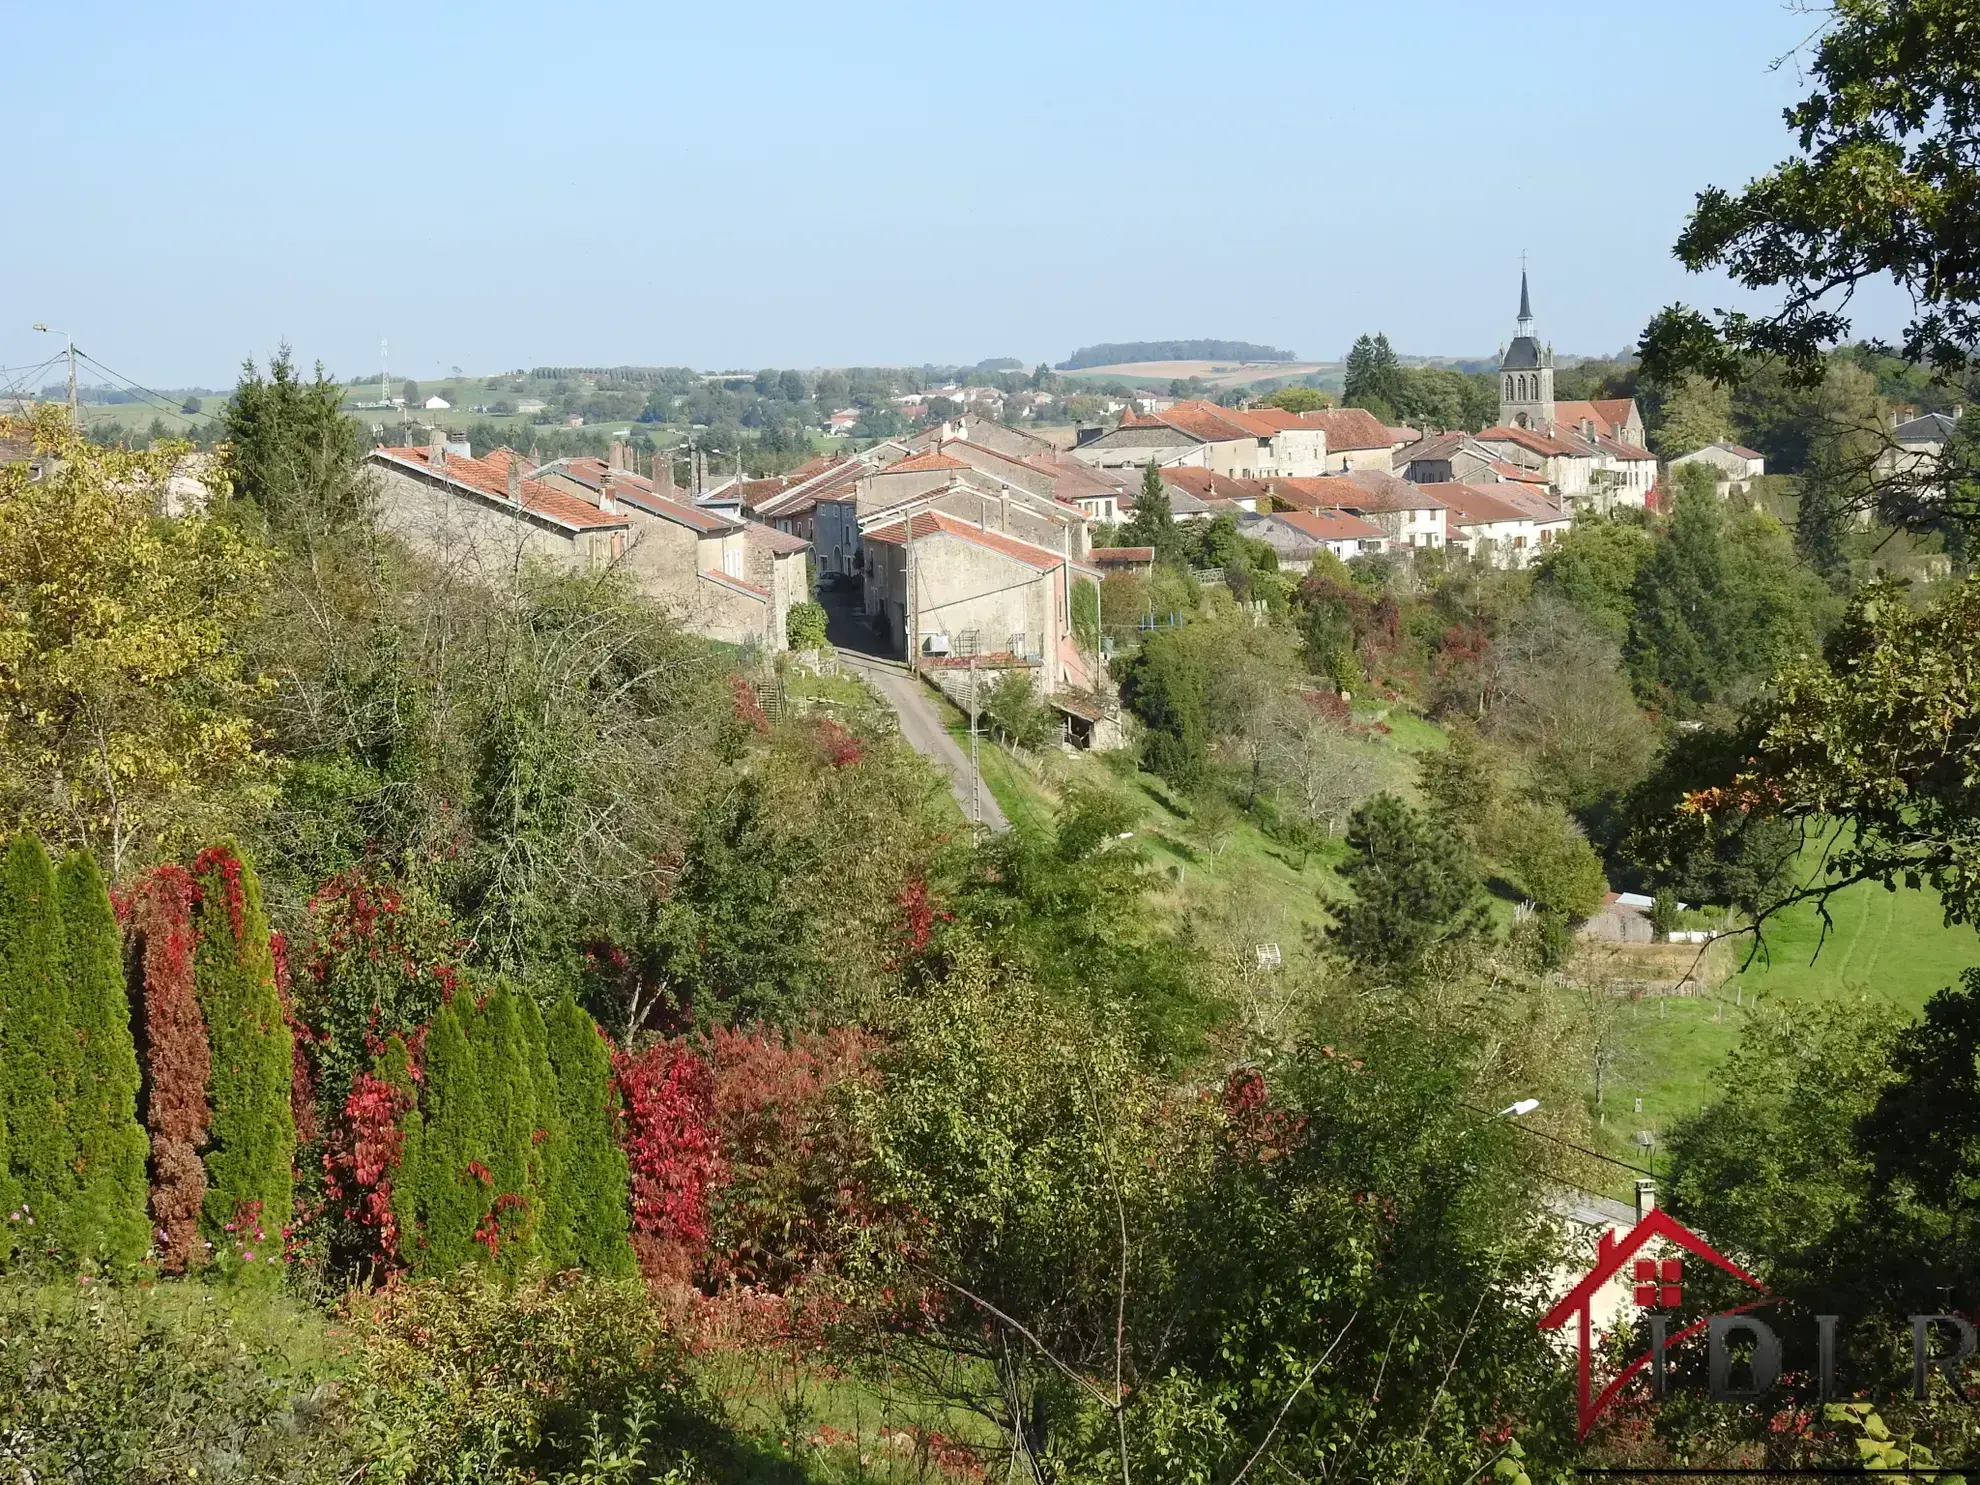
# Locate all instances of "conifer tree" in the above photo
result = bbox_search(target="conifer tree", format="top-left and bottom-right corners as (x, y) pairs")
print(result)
(124, 865), (210, 1273)
(407, 1001), (484, 1275)
(55, 851), (149, 1267)
(0, 835), (76, 1259)
(543, 995), (634, 1277)
(520, 993), (572, 1267)
(1124, 462), (1179, 563)
(478, 985), (543, 1273)
(190, 845), (295, 1277)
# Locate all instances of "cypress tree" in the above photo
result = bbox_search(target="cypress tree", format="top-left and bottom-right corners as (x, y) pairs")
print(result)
(373, 1034), (422, 1271)
(519, 993), (571, 1268)
(408, 1001), (484, 1275)
(55, 852), (149, 1268)
(478, 985), (543, 1274)
(543, 995), (634, 1277)
(0, 835), (76, 1260)
(190, 845), (295, 1278)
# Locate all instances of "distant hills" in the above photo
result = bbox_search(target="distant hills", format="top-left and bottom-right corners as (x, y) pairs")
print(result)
(1056, 340), (1296, 371)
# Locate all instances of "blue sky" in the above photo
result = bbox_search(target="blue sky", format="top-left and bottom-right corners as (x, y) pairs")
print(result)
(1, 0), (1895, 389)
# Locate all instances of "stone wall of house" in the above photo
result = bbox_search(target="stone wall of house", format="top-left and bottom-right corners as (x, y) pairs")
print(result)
(372, 462), (588, 580)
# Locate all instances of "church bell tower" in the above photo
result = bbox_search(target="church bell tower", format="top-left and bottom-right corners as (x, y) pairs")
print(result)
(1498, 269), (1554, 431)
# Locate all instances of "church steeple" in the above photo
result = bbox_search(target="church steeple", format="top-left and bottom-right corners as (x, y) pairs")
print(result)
(1498, 262), (1554, 431)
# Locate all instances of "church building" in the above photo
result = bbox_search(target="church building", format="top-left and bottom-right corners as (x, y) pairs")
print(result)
(1485, 272), (1656, 512)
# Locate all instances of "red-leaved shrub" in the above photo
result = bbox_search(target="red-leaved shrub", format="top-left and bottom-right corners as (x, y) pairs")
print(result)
(703, 1024), (877, 1291)
(613, 1041), (723, 1282)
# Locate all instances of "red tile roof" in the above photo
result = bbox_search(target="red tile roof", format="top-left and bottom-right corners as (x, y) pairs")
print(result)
(1411, 482), (1533, 526)
(1153, 401), (1271, 443)
(372, 446), (626, 532)
(614, 481), (742, 533)
(1274, 509), (1387, 542)
(862, 509), (1093, 575)
(1296, 407), (1396, 451)
(1092, 545), (1156, 563)
(883, 449), (970, 474)
(1489, 459), (1547, 485)
(1475, 425), (1584, 459)
(745, 520), (810, 555)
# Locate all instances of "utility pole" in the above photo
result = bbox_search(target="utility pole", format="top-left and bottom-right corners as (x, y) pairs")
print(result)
(961, 629), (981, 825)
(31, 324), (77, 430)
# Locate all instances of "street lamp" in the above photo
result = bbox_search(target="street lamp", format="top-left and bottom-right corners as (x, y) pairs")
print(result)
(1497, 1098), (1541, 1118)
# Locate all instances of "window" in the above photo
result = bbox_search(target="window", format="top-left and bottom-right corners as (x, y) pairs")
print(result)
(722, 544), (742, 578)
(610, 530), (627, 561)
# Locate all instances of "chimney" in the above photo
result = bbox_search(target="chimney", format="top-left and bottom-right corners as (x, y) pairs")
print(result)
(427, 426), (446, 470)
(1634, 1179), (1657, 1221)
(657, 454), (677, 499)
(506, 456), (521, 502)
(609, 439), (626, 471)
(998, 487), (1011, 532)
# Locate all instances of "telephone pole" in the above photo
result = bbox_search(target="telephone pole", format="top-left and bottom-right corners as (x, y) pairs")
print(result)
(31, 324), (77, 430)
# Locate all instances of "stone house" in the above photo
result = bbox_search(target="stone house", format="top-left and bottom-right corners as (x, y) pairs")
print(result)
(1669, 442), (1766, 497)
(1271, 473), (1448, 551)
(1415, 482), (1566, 568)
(1291, 407), (1402, 473)
(368, 438), (630, 583)
(1241, 509), (1389, 571)
(860, 509), (1099, 695)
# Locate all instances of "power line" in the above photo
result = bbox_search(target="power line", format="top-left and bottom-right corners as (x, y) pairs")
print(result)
(1459, 1103), (1654, 1177)
(72, 351), (204, 429)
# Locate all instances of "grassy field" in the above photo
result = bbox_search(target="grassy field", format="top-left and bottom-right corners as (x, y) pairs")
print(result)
(935, 692), (1437, 956)
(905, 680), (1980, 1185)
(1588, 848), (1980, 1172)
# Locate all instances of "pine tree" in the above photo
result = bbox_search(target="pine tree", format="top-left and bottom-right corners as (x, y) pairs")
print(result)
(55, 851), (149, 1268)
(543, 996), (634, 1277)
(1342, 333), (1403, 422)
(0, 835), (76, 1260)
(408, 1001), (484, 1275)
(1332, 794), (1491, 984)
(191, 845), (295, 1278)
(1125, 463), (1179, 563)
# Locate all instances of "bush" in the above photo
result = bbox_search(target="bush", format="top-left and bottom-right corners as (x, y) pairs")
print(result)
(347, 1271), (704, 1482)
(785, 600), (828, 651)
(542, 996), (635, 1278)
(121, 864), (211, 1273)
(0, 1280), (350, 1482)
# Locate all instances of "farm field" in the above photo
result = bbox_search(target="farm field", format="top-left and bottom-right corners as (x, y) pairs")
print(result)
(1059, 359), (1333, 390)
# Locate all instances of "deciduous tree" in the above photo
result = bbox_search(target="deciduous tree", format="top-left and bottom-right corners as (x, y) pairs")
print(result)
(0, 410), (272, 875)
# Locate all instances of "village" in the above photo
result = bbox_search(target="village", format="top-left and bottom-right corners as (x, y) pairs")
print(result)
(364, 274), (1772, 756)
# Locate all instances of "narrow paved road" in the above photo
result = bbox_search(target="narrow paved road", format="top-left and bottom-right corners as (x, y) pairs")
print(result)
(818, 585), (1009, 831)
(839, 651), (1011, 832)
